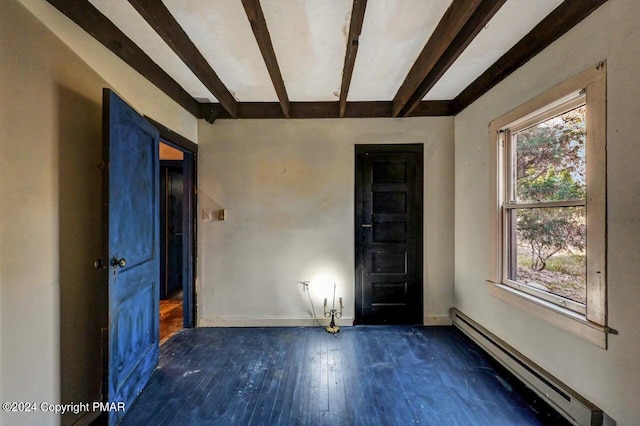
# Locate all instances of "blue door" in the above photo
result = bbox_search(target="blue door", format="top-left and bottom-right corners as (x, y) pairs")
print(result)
(103, 89), (159, 424)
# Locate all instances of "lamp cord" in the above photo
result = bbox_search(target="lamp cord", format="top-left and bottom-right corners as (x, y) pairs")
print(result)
(305, 287), (322, 327)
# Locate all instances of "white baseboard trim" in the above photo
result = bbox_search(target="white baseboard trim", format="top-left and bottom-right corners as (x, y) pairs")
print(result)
(423, 315), (452, 326)
(198, 316), (452, 327)
(198, 317), (354, 328)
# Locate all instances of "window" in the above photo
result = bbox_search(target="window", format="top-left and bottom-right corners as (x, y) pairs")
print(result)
(488, 64), (609, 348)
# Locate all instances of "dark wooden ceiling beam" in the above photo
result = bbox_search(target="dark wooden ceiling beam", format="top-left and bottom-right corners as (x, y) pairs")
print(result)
(46, 0), (199, 117)
(451, 0), (609, 114)
(241, 0), (290, 118)
(50, 0), (604, 122)
(339, 0), (368, 118)
(128, 0), (238, 118)
(401, 0), (507, 117)
(391, 0), (484, 117)
(198, 101), (453, 120)
(411, 101), (455, 117)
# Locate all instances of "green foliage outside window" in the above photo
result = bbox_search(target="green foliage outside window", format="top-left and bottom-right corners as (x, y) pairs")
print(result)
(513, 106), (587, 303)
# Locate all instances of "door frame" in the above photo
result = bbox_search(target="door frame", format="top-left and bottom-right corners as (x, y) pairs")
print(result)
(146, 117), (198, 328)
(354, 143), (424, 324)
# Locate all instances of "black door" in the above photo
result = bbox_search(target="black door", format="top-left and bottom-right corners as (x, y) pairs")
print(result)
(355, 144), (423, 324)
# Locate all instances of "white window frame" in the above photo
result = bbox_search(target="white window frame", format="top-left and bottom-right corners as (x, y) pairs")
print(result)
(487, 63), (610, 348)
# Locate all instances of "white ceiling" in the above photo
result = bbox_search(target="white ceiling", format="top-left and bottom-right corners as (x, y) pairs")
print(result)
(164, 0), (276, 102)
(349, 0), (453, 101)
(424, 0), (564, 100)
(261, 0), (352, 101)
(89, 0), (565, 105)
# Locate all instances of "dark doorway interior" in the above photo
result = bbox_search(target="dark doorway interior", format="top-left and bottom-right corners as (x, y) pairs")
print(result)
(153, 125), (197, 344)
(160, 160), (184, 299)
(159, 155), (185, 344)
(355, 144), (424, 325)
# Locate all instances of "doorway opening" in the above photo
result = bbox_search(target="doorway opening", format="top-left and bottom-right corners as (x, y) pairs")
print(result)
(159, 144), (185, 343)
(152, 118), (198, 344)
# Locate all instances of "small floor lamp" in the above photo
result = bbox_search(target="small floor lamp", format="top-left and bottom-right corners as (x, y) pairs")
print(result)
(323, 283), (342, 334)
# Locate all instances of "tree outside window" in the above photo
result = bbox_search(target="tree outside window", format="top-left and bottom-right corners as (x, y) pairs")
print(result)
(490, 65), (608, 345)
(510, 106), (587, 304)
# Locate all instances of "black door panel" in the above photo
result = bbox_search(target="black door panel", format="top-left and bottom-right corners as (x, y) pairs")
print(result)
(355, 145), (423, 324)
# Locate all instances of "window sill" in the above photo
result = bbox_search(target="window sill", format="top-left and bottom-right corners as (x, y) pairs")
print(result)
(487, 281), (613, 349)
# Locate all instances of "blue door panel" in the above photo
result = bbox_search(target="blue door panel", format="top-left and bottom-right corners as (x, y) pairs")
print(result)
(109, 113), (157, 266)
(111, 264), (157, 382)
(103, 89), (159, 425)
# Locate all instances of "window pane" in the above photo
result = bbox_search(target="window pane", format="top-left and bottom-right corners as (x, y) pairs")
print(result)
(514, 106), (586, 203)
(510, 207), (586, 304)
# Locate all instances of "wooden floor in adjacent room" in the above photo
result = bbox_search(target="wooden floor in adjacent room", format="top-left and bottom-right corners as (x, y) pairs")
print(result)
(159, 291), (183, 344)
(122, 326), (567, 425)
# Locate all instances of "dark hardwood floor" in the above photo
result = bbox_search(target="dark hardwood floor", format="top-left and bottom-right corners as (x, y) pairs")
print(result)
(122, 326), (565, 425)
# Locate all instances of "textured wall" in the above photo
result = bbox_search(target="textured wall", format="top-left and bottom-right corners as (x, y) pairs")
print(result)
(197, 118), (454, 327)
(454, 1), (640, 423)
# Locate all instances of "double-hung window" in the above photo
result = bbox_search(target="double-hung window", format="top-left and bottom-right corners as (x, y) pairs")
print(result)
(488, 64), (609, 348)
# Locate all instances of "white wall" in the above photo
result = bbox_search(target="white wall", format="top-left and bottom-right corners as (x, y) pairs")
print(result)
(198, 118), (454, 327)
(454, 0), (640, 423)
(0, 1), (197, 425)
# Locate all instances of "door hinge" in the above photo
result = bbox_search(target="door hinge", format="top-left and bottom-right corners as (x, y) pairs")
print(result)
(94, 258), (108, 269)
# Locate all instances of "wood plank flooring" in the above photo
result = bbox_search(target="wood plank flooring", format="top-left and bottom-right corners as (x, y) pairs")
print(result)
(159, 292), (183, 344)
(121, 326), (565, 425)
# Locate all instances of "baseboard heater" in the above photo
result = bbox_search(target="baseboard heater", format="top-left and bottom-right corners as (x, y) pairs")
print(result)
(450, 308), (608, 426)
